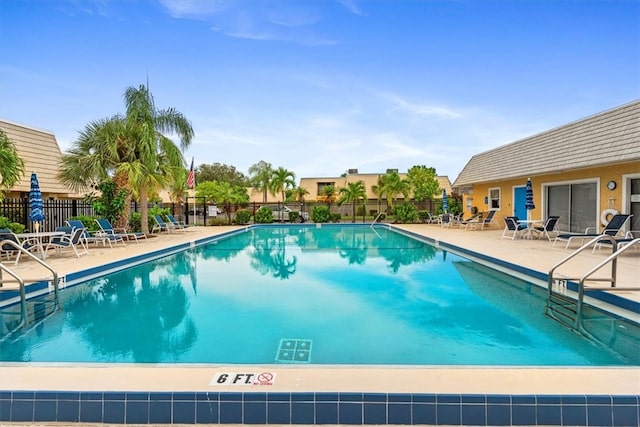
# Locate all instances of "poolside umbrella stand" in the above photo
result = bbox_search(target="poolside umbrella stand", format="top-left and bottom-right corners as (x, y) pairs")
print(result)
(525, 177), (535, 222)
(442, 189), (448, 214)
(29, 172), (45, 232)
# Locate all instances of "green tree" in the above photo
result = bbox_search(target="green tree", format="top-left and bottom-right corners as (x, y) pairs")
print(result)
(0, 128), (25, 200)
(338, 180), (367, 223)
(197, 163), (248, 186)
(59, 84), (193, 234)
(375, 171), (410, 209)
(248, 160), (273, 203)
(270, 166), (296, 203)
(322, 185), (337, 210)
(292, 186), (310, 203)
(407, 165), (440, 202)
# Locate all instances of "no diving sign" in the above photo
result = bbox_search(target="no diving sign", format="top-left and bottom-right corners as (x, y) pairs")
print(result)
(210, 372), (276, 387)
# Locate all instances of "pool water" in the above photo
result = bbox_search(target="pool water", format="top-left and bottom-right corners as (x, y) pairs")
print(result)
(1, 225), (638, 365)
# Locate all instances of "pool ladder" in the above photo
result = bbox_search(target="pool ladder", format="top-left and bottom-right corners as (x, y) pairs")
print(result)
(546, 235), (640, 335)
(0, 239), (61, 340)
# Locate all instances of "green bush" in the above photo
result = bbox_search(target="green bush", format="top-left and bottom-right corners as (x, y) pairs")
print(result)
(311, 206), (330, 223)
(392, 203), (419, 223)
(329, 213), (341, 223)
(234, 209), (251, 225)
(0, 216), (25, 233)
(208, 217), (229, 226)
(288, 211), (300, 223)
(255, 206), (274, 224)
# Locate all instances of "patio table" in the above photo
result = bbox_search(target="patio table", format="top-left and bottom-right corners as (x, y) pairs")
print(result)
(15, 231), (66, 260)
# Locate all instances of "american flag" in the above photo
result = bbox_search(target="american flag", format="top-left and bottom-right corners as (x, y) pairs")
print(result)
(186, 157), (195, 189)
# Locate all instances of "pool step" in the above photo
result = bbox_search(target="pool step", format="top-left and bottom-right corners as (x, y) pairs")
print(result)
(545, 292), (578, 329)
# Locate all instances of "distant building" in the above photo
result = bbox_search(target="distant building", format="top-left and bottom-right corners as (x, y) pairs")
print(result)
(299, 169), (452, 202)
(0, 119), (79, 199)
(453, 100), (640, 232)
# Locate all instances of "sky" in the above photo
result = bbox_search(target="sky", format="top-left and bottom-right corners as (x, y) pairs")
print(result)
(1, 0), (639, 183)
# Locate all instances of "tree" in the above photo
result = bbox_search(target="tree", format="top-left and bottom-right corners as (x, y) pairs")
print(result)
(0, 128), (25, 201)
(322, 185), (337, 210)
(195, 180), (249, 224)
(197, 163), (248, 186)
(248, 161), (273, 203)
(406, 165), (440, 202)
(292, 186), (309, 203)
(338, 180), (367, 223)
(374, 171), (410, 209)
(59, 84), (193, 234)
(270, 167), (296, 203)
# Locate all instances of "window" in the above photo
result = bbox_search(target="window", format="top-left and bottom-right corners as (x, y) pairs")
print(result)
(488, 188), (500, 210)
(317, 182), (335, 194)
(545, 182), (597, 232)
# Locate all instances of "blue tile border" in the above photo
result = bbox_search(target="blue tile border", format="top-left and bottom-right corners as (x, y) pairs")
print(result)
(0, 391), (638, 426)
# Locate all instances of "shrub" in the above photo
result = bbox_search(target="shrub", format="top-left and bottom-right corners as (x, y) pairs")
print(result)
(0, 216), (25, 233)
(311, 206), (330, 223)
(234, 209), (251, 225)
(208, 217), (229, 226)
(329, 213), (341, 223)
(255, 206), (274, 224)
(288, 211), (300, 223)
(392, 203), (419, 223)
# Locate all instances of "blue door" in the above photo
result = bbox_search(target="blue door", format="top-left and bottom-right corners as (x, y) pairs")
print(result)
(513, 187), (526, 219)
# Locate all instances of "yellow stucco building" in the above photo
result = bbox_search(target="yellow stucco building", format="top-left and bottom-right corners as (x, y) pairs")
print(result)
(453, 100), (640, 233)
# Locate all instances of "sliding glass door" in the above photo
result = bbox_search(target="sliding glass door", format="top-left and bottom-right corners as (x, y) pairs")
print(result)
(546, 182), (597, 232)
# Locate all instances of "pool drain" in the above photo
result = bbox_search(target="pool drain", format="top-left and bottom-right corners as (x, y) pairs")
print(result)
(276, 339), (312, 363)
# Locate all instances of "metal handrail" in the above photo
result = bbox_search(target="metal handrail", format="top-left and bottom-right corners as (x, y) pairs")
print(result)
(576, 238), (640, 327)
(547, 234), (639, 330)
(0, 239), (60, 334)
(371, 212), (385, 227)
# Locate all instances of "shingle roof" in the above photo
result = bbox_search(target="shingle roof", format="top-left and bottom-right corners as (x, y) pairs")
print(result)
(0, 119), (74, 195)
(453, 100), (640, 187)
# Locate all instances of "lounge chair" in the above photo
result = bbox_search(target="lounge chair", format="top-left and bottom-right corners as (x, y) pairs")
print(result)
(152, 214), (176, 233)
(439, 213), (452, 227)
(0, 228), (38, 265)
(45, 226), (87, 258)
(501, 217), (528, 240)
(96, 218), (147, 243)
(166, 213), (194, 230)
(458, 213), (481, 229)
(66, 219), (111, 248)
(553, 213), (632, 249)
(530, 216), (560, 241)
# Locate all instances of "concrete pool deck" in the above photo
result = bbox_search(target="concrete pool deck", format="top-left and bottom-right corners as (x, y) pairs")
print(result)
(1, 223), (639, 397)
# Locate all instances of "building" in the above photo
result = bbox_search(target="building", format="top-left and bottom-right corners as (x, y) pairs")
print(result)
(299, 170), (453, 203)
(0, 119), (78, 199)
(452, 100), (640, 232)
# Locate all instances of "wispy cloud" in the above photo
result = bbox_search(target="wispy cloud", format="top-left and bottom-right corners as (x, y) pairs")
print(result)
(379, 92), (463, 120)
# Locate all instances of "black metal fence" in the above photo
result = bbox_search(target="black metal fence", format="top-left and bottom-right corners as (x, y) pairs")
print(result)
(1, 197), (455, 231)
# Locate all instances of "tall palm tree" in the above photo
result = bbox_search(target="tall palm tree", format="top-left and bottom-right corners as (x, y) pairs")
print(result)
(292, 186), (309, 203)
(377, 171), (410, 209)
(248, 160), (273, 204)
(0, 128), (25, 200)
(59, 84), (193, 234)
(270, 167), (296, 203)
(338, 180), (367, 222)
(322, 185), (337, 211)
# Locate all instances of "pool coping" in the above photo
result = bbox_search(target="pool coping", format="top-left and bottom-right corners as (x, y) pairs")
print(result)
(1, 223), (639, 425)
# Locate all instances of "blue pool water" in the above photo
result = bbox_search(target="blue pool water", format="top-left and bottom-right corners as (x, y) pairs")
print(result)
(1, 225), (638, 365)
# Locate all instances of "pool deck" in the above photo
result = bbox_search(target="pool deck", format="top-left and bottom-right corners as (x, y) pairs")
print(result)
(1, 223), (639, 397)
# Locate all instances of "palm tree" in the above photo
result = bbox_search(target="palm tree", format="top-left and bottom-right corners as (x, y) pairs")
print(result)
(0, 129), (25, 200)
(338, 180), (367, 223)
(322, 185), (337, 211)
(248, 161), (273, 203)
(270, 167), (296, 203)
(292, 186), (309, 203)
(377, 171), (410, 209)
(59, 84), (193, 234)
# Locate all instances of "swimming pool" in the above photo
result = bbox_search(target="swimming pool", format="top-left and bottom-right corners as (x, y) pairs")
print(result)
(1, 224), (638, 365)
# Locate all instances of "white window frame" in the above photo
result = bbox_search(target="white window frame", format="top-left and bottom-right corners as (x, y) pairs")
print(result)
(488, 187), (501, 210)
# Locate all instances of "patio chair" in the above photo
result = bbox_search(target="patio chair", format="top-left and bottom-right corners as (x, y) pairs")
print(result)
(166, 213), (194, 230)
(439, 213), (452, 228)
(501, 217), (528, 240)
(66, 219), (111, 249)
(45, 226), (87, 258)
(458, 213), (481, 229)
(96, 218), (146, 243)
(530, 216), (560, 241)
(478, 210), (497, 229)
(553, 213), (632, 249)
(152, 214), (176, 233)
(0, 228), (38, 265)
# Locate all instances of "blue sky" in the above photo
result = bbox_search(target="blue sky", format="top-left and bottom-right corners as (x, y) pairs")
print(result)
(2, 0), (638, 182)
